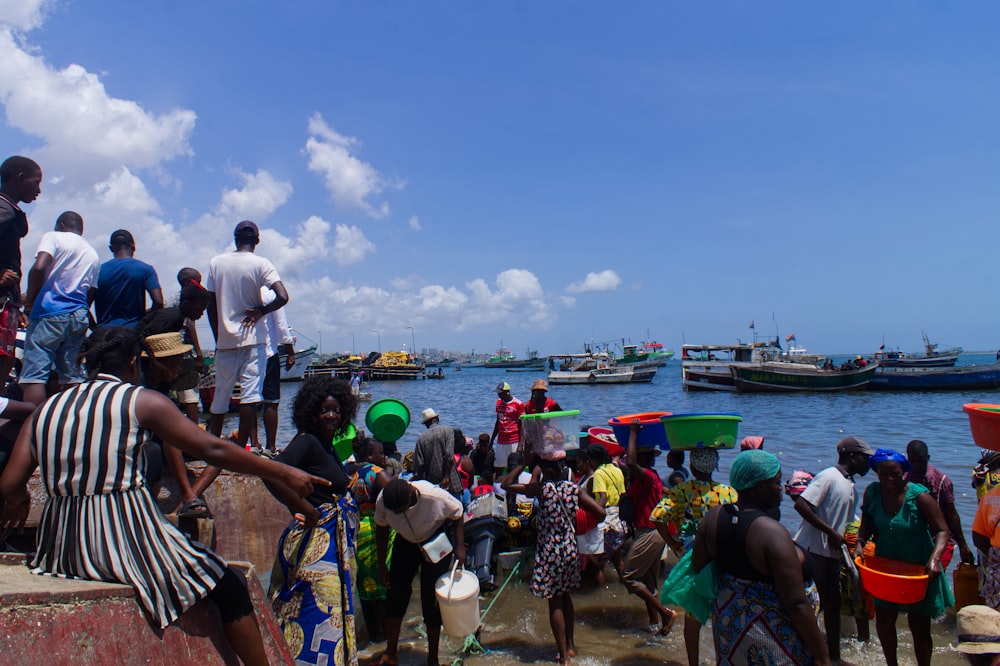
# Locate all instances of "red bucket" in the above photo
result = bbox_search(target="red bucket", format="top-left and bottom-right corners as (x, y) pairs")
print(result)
(964, 403), (1000, 452)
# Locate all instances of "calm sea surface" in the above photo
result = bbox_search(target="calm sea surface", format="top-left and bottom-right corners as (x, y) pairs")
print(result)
(258, 356), (998, 665)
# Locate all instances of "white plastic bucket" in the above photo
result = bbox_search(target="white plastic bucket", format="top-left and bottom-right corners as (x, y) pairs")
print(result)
(435, 561), (481, 637)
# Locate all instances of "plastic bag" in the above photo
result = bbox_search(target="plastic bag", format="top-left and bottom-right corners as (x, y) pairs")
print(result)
(659, 548), (717, 624)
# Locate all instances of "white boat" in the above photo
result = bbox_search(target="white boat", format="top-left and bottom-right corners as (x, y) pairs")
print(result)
(547, 352), (639, 385)
(278, 344), (318, 382)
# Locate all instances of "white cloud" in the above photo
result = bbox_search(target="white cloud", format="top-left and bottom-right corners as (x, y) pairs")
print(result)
(332, 224), (375, 266)
(408, 215), (421, 231)
(0, 28), (196, 188)
(216, 169), (293, 222)
(566, 269), (622, 293)
(0, 0), (51, 31)
(305, 113), (398, 219)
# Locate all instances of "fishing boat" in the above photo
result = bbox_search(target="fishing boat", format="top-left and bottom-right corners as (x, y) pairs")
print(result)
(639, 340), (675, 363)
(874, 332), (962, 368)
(366, 350), (424, 380)
(616, 343), (671, 368)
(869, 364), (1000, 391)
(547, 352), (655, 385)
(680, 339), (783, 392)
(277, 344), (317, 381)
(484, 347), (546, 369)
(730, 360), (879, 393)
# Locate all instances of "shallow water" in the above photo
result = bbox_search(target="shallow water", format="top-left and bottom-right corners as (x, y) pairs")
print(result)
(246, 357), (995, 665)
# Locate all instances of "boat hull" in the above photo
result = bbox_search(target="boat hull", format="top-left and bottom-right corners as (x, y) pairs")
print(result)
(870, 365), (1000, 391)
(731, 363), (878, 393)
(278, 345), (317, 381)
(548, 368), (634, 385)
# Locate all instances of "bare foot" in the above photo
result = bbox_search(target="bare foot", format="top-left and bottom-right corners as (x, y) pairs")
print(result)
(658, 609), (678, 636)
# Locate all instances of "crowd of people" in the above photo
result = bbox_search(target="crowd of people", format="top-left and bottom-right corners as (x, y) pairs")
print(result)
(0, 151), (998, 664)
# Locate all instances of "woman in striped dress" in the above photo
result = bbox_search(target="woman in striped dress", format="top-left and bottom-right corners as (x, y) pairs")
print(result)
(0, 326), (327, 666)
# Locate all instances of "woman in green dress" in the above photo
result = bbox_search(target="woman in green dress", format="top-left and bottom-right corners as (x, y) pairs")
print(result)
(854, 447), (952, 666)
(347, 436), (393, 641)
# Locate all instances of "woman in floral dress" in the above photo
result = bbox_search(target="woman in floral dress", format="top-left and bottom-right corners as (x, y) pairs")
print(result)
(502, 452), (604, 664)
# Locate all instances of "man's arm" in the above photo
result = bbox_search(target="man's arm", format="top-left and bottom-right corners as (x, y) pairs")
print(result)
(793, 493), (844, 550)
(206, 292), (219, 341)
(22, 252), (53, 315)
(942, 499), (976, 564)
(147, 288), (164, 311)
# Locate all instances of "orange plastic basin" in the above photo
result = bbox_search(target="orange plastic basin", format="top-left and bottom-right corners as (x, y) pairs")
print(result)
(588, 426), (623, 457)
(964, 403), (1000, 452)
(855, 555), (929, 604)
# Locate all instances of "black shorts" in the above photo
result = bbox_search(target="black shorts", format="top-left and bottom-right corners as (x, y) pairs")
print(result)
(262, 353), (280, 403)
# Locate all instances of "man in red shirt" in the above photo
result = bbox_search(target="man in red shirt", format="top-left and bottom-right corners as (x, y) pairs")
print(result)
(490, 381), (524, 476)
(622, 421), (677, 635)
(524, 378), (561, 415)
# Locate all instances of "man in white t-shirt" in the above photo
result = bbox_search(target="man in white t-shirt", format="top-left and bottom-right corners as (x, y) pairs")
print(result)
(20, 211), (99, 406)
(793, 435), (873, 662)
(188, 220), (288, 500)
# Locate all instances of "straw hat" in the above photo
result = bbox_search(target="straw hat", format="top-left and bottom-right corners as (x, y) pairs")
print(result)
(953, 605), (1000, 654)
(143, 332), (193, 358)
(531, 379), (548, 392)
(420, 408), (440, 424)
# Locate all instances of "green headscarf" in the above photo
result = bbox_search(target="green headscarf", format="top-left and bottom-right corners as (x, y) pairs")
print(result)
(729, 450), (781, 491)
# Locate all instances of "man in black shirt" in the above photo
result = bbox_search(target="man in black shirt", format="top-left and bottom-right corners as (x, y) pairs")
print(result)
(0, 156), (42, 393)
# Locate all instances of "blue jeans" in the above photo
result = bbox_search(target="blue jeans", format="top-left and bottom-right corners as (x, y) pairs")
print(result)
(20, 308), (90, 384)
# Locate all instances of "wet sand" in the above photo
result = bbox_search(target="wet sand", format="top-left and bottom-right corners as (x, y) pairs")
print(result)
(356, 563), (969, 666)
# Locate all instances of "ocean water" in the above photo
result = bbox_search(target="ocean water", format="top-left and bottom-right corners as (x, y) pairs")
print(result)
(261, 356), (997, 665)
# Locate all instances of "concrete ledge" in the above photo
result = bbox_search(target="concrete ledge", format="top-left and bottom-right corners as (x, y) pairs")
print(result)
(0, 560), (294, 666)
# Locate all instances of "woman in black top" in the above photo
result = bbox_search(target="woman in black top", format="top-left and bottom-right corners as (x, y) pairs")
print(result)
(267, 377), (360, 666)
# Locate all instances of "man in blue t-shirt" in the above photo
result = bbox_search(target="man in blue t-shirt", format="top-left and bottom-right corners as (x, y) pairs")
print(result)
(91, 229), (163, 327)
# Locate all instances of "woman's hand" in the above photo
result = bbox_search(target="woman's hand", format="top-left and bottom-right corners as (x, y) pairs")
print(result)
(280, 465), (330, 498)
(925, 556), (943, 576)
(293, 506), (320, 528)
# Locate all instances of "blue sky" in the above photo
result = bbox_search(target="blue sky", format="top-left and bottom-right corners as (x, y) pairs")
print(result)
(1, 2), (998, 356)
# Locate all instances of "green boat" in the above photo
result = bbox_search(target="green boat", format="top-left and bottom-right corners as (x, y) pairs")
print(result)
(730, 361), (879, 393)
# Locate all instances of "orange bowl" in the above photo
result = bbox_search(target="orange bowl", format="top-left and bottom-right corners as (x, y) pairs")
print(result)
(855, 555), (929, 604)
(964, 404), (1000, 452)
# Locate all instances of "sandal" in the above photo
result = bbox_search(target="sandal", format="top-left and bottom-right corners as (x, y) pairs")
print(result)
(176, 497), (212, 519)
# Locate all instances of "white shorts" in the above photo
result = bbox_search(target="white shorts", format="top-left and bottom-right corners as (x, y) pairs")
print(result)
(494, 442), (517, 468)
(211, 344), (266, 413)
(176, 388), (199, 405)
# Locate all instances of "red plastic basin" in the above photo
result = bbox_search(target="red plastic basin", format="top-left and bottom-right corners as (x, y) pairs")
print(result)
(855, 555), (929, 605)
(964, 403), (1000, 452)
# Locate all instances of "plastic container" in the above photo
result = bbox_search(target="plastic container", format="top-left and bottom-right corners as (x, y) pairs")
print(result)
(855, 555), (930, 604)
(964, 403), (1000, 452)
(521, 410), (581, 457)
(660, 412), (742, 450)
(435, 561), (481, 637)
(331, 423), (358, 462)
(954, 561), (985, 611)
(608, 412), (672, 449)
(588, 426), (624, 457)
(365, 398), (411, 443)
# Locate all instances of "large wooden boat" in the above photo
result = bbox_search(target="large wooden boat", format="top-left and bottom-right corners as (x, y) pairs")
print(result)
(869, 364), (1000, 391)
(730, 361), (879, 393)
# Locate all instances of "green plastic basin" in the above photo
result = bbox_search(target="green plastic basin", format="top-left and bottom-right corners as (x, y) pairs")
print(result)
(660, 412), (742, 450)
(365, 398), (411, 443)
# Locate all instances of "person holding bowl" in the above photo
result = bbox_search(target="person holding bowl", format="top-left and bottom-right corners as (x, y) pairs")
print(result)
(854, 447), (952, 666)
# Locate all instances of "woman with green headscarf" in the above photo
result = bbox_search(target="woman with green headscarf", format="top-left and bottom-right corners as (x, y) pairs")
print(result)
(692, 450), (831, 665)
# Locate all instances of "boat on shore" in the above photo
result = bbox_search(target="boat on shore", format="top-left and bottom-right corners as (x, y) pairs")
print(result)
(869, 364), (1000, 391)
(874, 332), (962, 368)
(730, 360), (879, 393)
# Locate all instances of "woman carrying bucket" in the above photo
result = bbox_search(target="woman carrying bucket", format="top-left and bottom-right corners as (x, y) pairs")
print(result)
(502, 450), (605, 664)
(854, 448), (952, 666)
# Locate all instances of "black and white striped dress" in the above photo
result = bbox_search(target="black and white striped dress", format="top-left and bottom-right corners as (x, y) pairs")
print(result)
(30, 374), (227, 628)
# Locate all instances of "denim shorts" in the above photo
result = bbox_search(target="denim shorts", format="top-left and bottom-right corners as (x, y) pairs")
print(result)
(20, 308), (90, 384)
